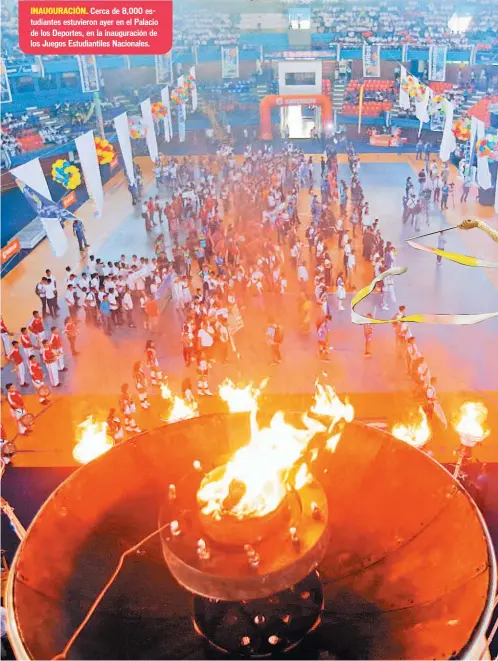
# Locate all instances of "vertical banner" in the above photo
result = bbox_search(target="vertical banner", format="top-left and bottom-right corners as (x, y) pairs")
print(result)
(189, 66), (198, 112)
(177, 75), (187, 120)
(178, 108), (186, 143)
(193, 45), (198, 65)
(161, 86), (173, 142)
(399, 66), (410, 110)
(113, 112), (135, 185)
(357, 84), (364, 134)
(76, 55), (99, 93)
(468, 116), (479, 180)
(336, 43), (341, 63)
(155, 53), (173, 85)
(428, 46), (447, 82)
(476, 119), (492, 190)
(470, 45), (477, 66)
(439, 100), (456, 162)
(35, 55), (45, 78)
(401, 44), (408, 62)
(221, 46), (239, 79)
(0, 58), (12, 103)
(124, 55), (131, 70)
(14, 179), (71, 257)
(415, 85), (431, 135)
(75, 130), (104, 218)
(140, 98), (159, 162)
(362, 44), (381, 78)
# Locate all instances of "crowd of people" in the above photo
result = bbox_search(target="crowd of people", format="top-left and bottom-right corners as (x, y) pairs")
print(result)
(2, 137), (445, 448)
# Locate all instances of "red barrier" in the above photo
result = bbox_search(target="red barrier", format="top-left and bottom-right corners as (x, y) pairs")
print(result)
(260, 94), (333, 141)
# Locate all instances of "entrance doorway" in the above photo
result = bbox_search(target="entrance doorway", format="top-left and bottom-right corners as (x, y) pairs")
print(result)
(280, 105), (322, 139)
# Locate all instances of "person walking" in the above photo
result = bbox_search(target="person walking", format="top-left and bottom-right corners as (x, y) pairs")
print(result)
(6, 383), (32, 436)
(297, 261), (309, 292)
(317, 314), (332, 360)
(440, 183), (449, 210)
(49, 327), (66, 372)
(335, 274), (347, 311)
(119, 383), (142, 433)
(436, 231), (446, 266)
(63, 317), (79, 355)
(133, 361), (150, 409)
(73, 218), (90, 252)
(99, 295), (113, 335)
(460, 177), (471, 202)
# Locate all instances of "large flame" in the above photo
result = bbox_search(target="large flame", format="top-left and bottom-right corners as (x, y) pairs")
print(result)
(311, 383), (354, 452)
(218, 378), (267, 413)
(73, 417), (113, 464)
(392, 408), (431, 448)
(453, 402), (489, 440)
(197, 382), (354, 520)
(168, 396), (199, 423)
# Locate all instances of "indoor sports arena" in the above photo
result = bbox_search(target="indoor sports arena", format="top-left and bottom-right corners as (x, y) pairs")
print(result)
(1, 1), (498, 659)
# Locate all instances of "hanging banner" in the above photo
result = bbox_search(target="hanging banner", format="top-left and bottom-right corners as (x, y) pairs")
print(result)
(76, 55), (99, 93)
(401, 45), (408, 62)
(189, 66), (198, 112)
(439, 100), (457, 162)
(15, 179), (73, 257)
(11, 158), (52, 200)
(193, 45), (198, 66)
(161, 86), (173, 142)
(113, 112), (135, 185)
(357, 84), (364, 134)
(177, 74), (187, 121)
(178, 108), (186, 143)
(362, 44), (380, 78)
(221, 46), (239, 79)
(428, 46), (447, 82)
(476, 118), (492, 190)
(0, 58), (12, 103)
(429, 95), (445, 131)
(155, 53), (173, 85)
(75, 130), (104, 218)
(140, 98), (159, 162)
(399, 66), (410, 110)
(35, 55), (45, 78)
(124, 55), (131, 70)
(470, 45), (477, 66)
(415, 85), (431, 135)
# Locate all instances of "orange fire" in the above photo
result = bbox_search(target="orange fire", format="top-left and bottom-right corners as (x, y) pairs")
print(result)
(453, 402), (489, 441)
(197, 382), (354, 520)
(392, 408), (431, 448)
(161, 381), (198, 423)
(218, 378), (268, 413)
(311, 383), (354, 452)
(73, 417), (113, 464)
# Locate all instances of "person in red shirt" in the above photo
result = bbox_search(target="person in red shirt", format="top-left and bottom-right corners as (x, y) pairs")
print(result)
(28, 355), (50, 404)
(20, 327), (39, 360)
(28, 311), (46, 344)
(1, 317), (14, 357)
(6, 383), (31, 435)
(50, 326), (66, 372)
(41, 339), (60, 387)
(133, 361), (150, 409)
(7, 341), (28, 387)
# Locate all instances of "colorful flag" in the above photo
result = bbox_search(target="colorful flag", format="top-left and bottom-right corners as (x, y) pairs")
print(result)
(357, 84), (364, 133)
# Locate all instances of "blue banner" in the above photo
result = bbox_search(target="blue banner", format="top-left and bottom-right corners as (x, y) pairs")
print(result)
(155, 53), (173, 85)
(0, 58), (12, 103)
(221, 46), (239, 79)
(362, 44), (381, 78)
(429, 46), (447, 82)
(77, 55), (99, 93)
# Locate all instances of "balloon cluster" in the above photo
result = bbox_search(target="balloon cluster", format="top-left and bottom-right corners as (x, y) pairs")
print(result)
(184, 73), (195, 91)
(151, 101), (168, 119)
(452, 116), (471, 142)
(51, 159), (81, 190)
(476, 134), (498, 158)
(171, 85), (189, 105)
(401, 74), (424, 103)
(94, 136), (115, 165)
(128, 116), (147, 139)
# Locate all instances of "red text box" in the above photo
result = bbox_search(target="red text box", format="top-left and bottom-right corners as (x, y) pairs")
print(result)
(19, 0), (172, 55)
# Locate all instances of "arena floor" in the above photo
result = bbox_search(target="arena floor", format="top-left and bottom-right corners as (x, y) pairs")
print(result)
(1, 152), (498, 567)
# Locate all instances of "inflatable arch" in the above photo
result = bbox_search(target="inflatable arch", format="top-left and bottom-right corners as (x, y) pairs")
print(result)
(260, 93), (333, 140)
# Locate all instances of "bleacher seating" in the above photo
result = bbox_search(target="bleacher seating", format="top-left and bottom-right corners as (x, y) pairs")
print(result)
(342, 80), (395, 117)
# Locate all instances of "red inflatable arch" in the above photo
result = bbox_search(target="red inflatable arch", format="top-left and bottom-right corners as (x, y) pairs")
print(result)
(260, 93), (333, 140)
